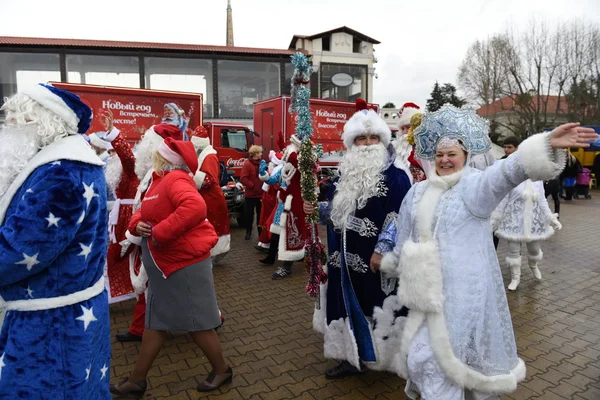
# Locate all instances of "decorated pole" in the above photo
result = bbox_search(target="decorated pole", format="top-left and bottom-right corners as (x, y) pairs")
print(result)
(288, 52), (327, 298)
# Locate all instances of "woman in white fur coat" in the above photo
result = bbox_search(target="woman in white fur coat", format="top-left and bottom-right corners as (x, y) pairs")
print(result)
(378, 105), (597, 400)
(492, 179), (561, 291)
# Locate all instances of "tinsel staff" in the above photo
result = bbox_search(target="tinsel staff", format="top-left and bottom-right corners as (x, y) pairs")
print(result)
(288, 52), (328, 298)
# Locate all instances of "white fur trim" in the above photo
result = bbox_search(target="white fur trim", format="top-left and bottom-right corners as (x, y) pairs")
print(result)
(128, 248), (148, 295)
(158, 141), (184, 165)
(0, 277), (105, 311)
(283, 194), (293, 212)
(196, 145), (217, 170)
(505, 255), (522, 268)
(380, 251), (400, 277)
(89, 133), (111, 150)
(370, 295), (408, 372)
(395, 310), (426, 378)
(210, 234), (231, 257)
(270, 223), (282, 235)
(22, 84), (79, 131)
(323, 317), (361, 369)
(277, 210), (305, 261)
(397, 107), (420, 128)
(312, 279), (328, 335)
(517, 133), (567, 181)
(494, 229), (555, 243)
(398, 240), (445, 313)
(342, 109), (391, 149)
(0, 135), (104, 225)
(528, 250), (543, 262)
(191, 136), (210, 152)
(125, 230), (142, 246)
(194, 171), (207, 189)
(426, 312), (526, 393)
(104, 127), (120, 142)
(290, 135), (302, 147)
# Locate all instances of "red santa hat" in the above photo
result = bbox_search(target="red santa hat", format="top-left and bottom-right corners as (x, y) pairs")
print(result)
(191, 125), (210, 150)
(342, 98), (391, 149)
(146, 123), (184, 142)
(397, 102), (421, 127)
(157, 137), (199, 174)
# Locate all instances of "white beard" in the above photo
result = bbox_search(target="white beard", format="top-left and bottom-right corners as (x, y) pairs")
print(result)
(331, 143), (389, 230)
(0, 124), (42, 200)
(134, 131), (162, 180)
(393, 136), (412, 167)
(105, 155), (123, 195)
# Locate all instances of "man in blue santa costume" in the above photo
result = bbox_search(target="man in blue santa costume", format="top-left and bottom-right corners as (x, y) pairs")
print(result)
(0, 84), (110, 398)
(308, 100), (411, 378)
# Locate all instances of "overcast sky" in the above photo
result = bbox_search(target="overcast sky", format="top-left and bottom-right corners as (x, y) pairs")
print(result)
(1, 0), (598, 109)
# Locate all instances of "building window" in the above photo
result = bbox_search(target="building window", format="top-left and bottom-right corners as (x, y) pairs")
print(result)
(320, 63), (367, 102)
(217, 60), (280, 119)
(66, 54), (139, 88)
(322, 36), (331, 52)
(283, 62), (294, 95)
(0, 52), (60, 117)
(145, 57), (214, 118)
(353, 38), (361, 53)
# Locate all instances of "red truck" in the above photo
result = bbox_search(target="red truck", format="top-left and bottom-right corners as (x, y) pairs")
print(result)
(253, 96), (378, 168)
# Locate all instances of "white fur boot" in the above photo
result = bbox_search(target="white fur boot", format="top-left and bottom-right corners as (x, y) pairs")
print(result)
(528, 250), (543, 280)
(506, 256), (522, 291)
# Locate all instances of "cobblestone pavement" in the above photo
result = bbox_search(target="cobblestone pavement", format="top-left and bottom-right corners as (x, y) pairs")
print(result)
(110, 190), (600, 399)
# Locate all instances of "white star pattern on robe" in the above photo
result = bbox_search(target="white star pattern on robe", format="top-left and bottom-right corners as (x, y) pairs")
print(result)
(45, 212), (61, 228)
(16, 253), (40, 271)
(50, 161), (61, 166)
(26, 286), (34, 298)
(85, 365), (91, 381)
(82, 182), (99, 208)
(75, 305), (97, 331)
(26, 189), (33, 194)
(77, 211), (86, 225)
(0, 353), (5, 381)
(100, 364), (108, 380)
(78, 242), (93, 260)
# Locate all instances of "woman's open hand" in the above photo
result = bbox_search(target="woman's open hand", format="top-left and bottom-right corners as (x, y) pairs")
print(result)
(549, 123), (598, 149)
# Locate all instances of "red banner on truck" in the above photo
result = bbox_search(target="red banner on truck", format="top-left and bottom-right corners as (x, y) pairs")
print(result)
(50, 83), (202, 142)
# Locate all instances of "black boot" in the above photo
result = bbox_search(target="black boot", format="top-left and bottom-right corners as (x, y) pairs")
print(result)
(259, 234), (279, 265)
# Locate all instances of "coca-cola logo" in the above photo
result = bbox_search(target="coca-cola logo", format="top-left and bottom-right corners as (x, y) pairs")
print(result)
(227, 158), (247, 168)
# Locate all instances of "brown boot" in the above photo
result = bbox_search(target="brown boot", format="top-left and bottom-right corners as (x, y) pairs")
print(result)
(197, 367), (233, 392)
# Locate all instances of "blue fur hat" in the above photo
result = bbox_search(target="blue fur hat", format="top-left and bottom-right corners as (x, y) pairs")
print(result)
(22, 83), (92, 134)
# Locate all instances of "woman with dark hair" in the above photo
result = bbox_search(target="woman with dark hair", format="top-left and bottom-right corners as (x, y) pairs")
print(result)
(110, 138), (231, 398)
(561, 153), (582, 200)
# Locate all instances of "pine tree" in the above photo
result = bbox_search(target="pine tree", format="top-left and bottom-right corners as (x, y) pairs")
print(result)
(426, 82), (445, 112)
(382, 102), (396, 108)
(441, 83), (467, 108)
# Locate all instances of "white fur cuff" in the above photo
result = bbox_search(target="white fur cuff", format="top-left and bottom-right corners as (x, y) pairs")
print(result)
(194, 171), (207, 189)
(104, 127), (120, 142)
(517, 133), (567, 181)
(380, 252), (400, 277)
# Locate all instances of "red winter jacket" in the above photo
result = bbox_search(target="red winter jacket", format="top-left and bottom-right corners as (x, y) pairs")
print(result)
(128, 169), (218, 278)
(240, 158), (263, 198)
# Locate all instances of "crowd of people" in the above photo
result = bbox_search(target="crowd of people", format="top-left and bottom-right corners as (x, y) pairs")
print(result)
(0, 83), (596, 399)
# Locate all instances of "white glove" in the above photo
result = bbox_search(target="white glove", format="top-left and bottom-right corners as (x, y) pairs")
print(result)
(549, 214), (562, 231)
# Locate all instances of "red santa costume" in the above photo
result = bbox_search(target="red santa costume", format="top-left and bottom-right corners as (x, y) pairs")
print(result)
(115, 123), (184, 341)
(257, 150), (284, 250)
(98, 127), (140, 303)
(393, 102), (426, 184)
(272, 136), (308, 278)
(191, 127), (231, 262)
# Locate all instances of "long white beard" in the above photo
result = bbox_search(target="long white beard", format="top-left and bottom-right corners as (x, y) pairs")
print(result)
(105, 155), (123, 195)
(134, 132), (162, 180)
(393, 136), (412, 168)
(331, 143), (389, 229)
(0, 124), (42, 199)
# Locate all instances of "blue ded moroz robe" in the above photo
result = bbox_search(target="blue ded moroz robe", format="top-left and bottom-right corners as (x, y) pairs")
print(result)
(313, 162), (410, 370)
(0, 135), (111, 399)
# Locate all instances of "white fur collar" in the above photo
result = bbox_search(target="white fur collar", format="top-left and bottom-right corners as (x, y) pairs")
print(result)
(427, 169), (463, 190)
(0, 135), (103, 225)
(197, 145), (217, 170)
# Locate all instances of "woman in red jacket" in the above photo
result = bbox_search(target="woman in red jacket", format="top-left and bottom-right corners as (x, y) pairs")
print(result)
(241, 145), (264, 240)
(111, 138), (231, 397)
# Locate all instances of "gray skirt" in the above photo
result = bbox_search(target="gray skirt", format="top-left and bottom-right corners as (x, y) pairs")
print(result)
(142, 239), (221, 331)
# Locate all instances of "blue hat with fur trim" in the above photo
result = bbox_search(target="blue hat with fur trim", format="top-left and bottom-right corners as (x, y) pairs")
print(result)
(22, 83), (92, 134)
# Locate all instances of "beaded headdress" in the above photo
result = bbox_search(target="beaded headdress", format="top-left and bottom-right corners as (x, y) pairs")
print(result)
(413, 104), (491, 160)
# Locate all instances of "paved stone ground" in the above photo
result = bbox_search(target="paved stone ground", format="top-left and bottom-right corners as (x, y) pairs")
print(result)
(109, 190), (600, 400)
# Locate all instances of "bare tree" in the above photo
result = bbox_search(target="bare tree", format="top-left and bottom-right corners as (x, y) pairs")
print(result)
(458, 18), (600, 140)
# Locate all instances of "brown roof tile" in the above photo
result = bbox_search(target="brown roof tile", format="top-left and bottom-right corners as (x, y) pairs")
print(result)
(0, 36), (304, 56)
(477, 95), (569, 116)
